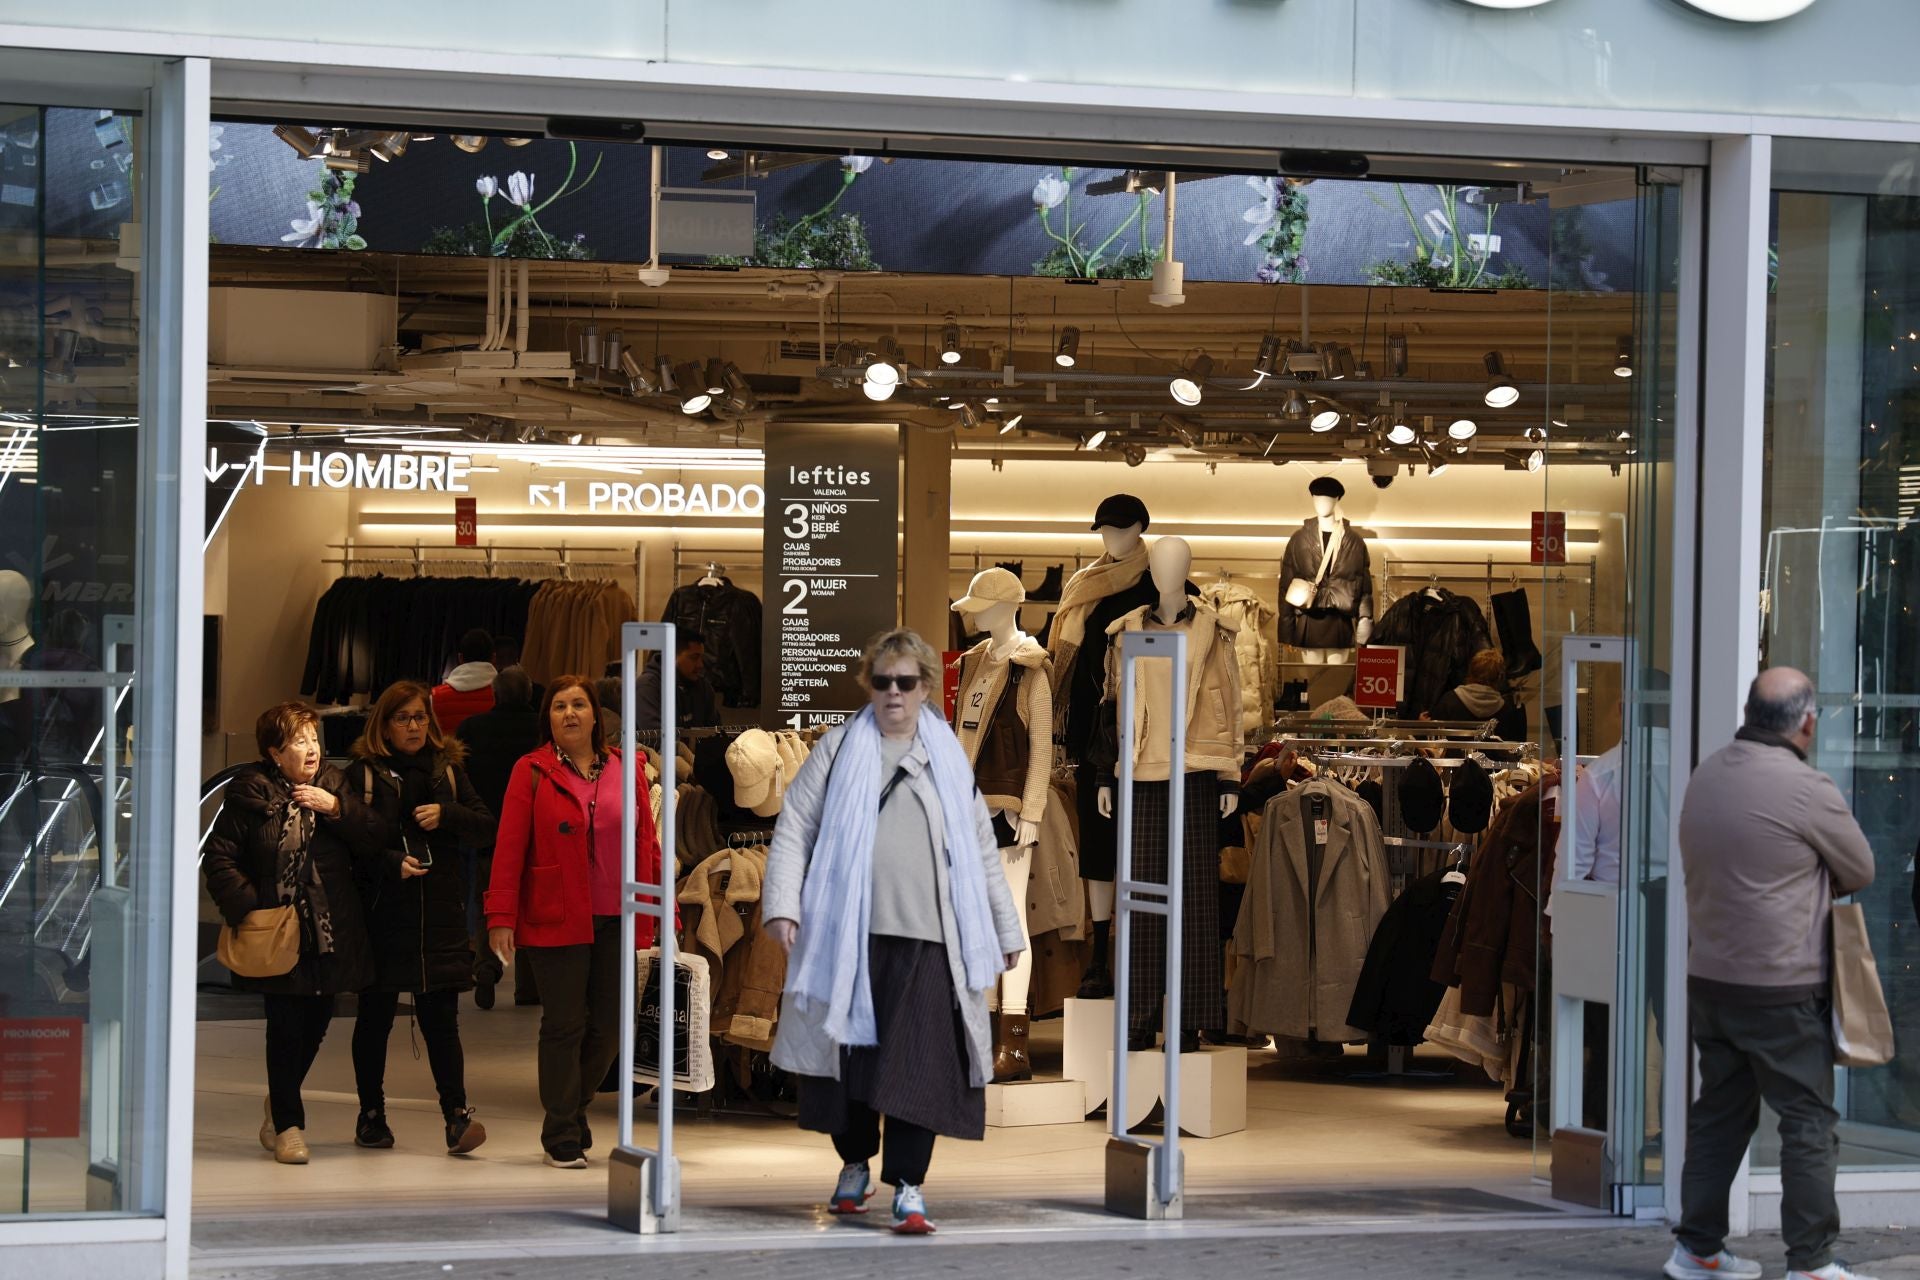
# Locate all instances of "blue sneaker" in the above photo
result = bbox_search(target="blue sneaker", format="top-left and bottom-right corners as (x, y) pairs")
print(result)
(827, 1162), (872, 1215)
(890, 1182), (935, 1235)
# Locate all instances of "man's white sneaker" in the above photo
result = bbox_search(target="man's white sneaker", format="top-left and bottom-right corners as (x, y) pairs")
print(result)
(1790, 1264), (1880, 1280)
(1665, 1243), (1765, 1280)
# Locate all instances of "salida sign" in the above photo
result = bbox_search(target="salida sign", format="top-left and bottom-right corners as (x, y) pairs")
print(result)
(1456, 0), (1815, 19)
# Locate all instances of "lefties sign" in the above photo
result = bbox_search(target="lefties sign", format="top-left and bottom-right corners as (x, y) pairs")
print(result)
(1456, 0), (1815, 19)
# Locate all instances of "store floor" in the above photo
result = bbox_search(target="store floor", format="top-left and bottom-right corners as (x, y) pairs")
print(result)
(193, 996), (1550, 1226)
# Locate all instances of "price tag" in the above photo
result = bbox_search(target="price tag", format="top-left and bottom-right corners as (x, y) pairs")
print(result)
(1353, 645), (1406, 710)
(1313, 818), (1330, 845)
(1531, 511), (1567, 565)
(453, 496), (477, 547)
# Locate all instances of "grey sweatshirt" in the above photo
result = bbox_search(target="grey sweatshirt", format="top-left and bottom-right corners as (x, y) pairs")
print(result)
(1678, 731), (1876, 996)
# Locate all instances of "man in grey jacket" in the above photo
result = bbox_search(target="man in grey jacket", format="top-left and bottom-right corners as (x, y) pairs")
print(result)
(1667, 667), (1877, 1280)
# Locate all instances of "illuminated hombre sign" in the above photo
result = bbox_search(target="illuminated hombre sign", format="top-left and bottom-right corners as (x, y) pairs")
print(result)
(1456, 0), (1815, 19)
(205, 446), (472, 492)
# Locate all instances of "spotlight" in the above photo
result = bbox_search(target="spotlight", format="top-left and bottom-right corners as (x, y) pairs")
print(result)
(1252, 335), (1282, 380)
(1310, 407), (1341, 433)
(1614, 335), (1635, 378)
(502, 138), (533, 148)
(1170, 352), (1213, 406)
(703, 358), (728, 397)
(656, 355), (677, 394)
(1123, 444), (1147, 467)
(1523, 425), (1549, 443)
(707, 148), (730, 161)
(721, 363), (756, 411)
(1387, 334), (1408, 378)
(864, 338), (903, 389)
(999, 414), (1024, 435)
(451, 135), (490, 154)
(323, 152), (371, 174)
(618, 350), (654, 395)
(942, 319), (965, 365)
(1616, 427), (1633, 442)
(1448, 418), (1479, 441)
(1055, 326), (1081, 368)
(673, 361), (712, 414)
(1283, 388), (1309, 419)
(273, 124), (324, 158)
(1386, 409), (1416, 446)
(1526, 448), (1544, 473)
(1085, 429), (1109, 450)
(861, 379), (897, 402)
(368, 132), (410, 162)
(1483, 352), (1520, 409)
(953, 402), (985, 429)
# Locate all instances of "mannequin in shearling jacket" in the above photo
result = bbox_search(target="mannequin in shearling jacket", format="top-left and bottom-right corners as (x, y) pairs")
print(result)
(1278, 476), (1374, 663)
(950, 567), (1054, 1084)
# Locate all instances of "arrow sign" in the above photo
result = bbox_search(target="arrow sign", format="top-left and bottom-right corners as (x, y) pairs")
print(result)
(528, 481), (568, 509)
(206, 447), (231, 482)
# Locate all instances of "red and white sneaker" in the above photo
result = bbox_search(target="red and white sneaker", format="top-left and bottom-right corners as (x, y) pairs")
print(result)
(890, 1183), (936, 1235)
(827, 1162), (873, 1215)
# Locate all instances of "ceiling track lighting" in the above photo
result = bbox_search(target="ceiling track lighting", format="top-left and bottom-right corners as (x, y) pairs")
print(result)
(618, 350), (653, 395)
(1523, 424), (1549, 444)
(273, 124), (324, 159)
(999, 413), (1024, 435)
(1122, 444), (1148, 468)
(1386, 405), (1417, 447)
(706, 147), (731, 161)
(864, 337), (904, 389)
(703, 358), (728, 397)
(861, 378), (898, 402)
(1614, 334), (1635, 379)
(1310, 407), (1342, 433)
(1055, 326), (1081, 369)
(1483, 351), (1520, 409)
(953, 402), (985, 429)
(1282, 388), (1309, 419)
(1387, 334), (1409, 378)
(1084, 429), (1110, 450)
(672, 361), (711, 414)
(941, 317), (965, 366)
(1447, 417), (1479, 441)
(1526, 448), (1544, 474)
(1283, 339), (1324, 380)
(451, 135), (490, 154)
(1250, 334), (1282, 383)
(322, 152), (371, 174)
(721, 362), (756, 412)
(1170, 351), (1213, 406)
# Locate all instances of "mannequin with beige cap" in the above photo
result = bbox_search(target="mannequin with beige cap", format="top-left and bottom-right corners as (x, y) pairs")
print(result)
(949, 567), (1054, 1083)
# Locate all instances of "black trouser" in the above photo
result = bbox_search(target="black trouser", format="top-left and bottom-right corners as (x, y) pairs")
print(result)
(831, 1100), (937, 1188)
(1676, 989), (1841, 1273)
(519, 915), (622, 1153)
(263, 993), (336, 1134)
(352, 988), (467, 1119)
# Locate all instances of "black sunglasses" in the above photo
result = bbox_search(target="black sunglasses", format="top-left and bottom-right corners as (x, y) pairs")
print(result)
(869, 674), (923, 693)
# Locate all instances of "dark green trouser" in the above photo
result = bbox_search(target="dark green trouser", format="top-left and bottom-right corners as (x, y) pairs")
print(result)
(1676, 988), (1840, 1272)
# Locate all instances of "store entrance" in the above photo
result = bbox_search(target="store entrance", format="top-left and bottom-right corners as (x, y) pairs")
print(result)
(182, 119), (1676, 1248)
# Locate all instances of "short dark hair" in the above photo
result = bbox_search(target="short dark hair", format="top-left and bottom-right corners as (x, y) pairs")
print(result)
(676, 628), (705, 653)
(492, 665), (533, 709)
(255, 701), (320, 761)
(492, 637), (521, 666)
(459, 628), (494, 663)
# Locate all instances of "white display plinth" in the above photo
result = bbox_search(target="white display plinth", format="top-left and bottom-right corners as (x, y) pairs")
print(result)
(1062, 997), (1114, 1114)
(985, 1079), (1087, 1128)
(1105, 1045), (1249, 1139)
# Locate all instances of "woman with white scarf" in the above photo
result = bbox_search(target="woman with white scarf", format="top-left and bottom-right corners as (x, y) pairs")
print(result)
(764, 628), (1025, 1236)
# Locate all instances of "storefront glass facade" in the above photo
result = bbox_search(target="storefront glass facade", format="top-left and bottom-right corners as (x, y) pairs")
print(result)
(1761, 138), (1920, 1172)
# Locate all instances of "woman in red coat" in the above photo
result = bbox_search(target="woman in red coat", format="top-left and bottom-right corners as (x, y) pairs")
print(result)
(485, 674), (662, 1169)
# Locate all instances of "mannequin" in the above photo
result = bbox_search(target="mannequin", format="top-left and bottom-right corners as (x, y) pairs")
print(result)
(0, 571), (34, 706)
(1091, 536), (1244, 1051)
(949, 567), (1053, 1083)
(1046, 493), (1165, 1000)
(1277, 476), (1373, 663)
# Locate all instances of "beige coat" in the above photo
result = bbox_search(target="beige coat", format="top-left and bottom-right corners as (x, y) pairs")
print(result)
(1228, 780), (1390, 1042)
(950, 636), (1054, 825)
(1202, 582), (1278, 737)
(1025, 778), (1086, 940)
(1102, 601), (1243, 782)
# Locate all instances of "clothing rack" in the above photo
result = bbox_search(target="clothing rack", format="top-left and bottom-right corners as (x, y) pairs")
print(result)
(725, 829), (775, 848)
(672, 543), (763, 584)
(323, 539), (644, 606)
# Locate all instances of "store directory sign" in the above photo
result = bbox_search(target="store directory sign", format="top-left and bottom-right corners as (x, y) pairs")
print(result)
(762, 424), (899, 728)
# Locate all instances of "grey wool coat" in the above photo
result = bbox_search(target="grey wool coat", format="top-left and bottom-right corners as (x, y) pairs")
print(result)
(762, 721), (1027, 1088)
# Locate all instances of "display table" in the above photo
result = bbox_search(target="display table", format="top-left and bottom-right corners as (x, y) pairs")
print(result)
(984, 1079), (1087, 1127)
(1061, 998), (1248, 1136)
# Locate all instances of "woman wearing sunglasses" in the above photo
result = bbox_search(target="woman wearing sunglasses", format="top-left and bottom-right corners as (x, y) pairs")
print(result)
(764, 628), (1026, 1236)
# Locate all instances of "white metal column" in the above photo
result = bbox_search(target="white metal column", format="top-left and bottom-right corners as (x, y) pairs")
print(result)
(1105, 629), (1187, 1220)
(609, 621), (680, 1233)
(147, 54), (211, 1280)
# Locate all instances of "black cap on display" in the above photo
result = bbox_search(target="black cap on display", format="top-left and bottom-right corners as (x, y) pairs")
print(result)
(1398, 755), (1446, 835)
(1308, 476), (1346, 501)
(1355, 777), (1386, 827)
(1448, 755), (1495, 835)
(1091, 493), (1151, 532)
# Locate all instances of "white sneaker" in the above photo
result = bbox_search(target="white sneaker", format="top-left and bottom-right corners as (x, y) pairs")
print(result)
(1666, 1243), (1764, 1280)
(890, 1182), (935, 1235)
(1791, 1264), (1880, 1280)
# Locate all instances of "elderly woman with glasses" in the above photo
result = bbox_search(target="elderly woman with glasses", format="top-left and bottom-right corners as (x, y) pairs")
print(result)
(345, 681), (496, 1156)
(763, 628), (1026, 1236)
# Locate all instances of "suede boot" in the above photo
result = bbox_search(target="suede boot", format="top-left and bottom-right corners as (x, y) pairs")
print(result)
(992, 1013), (1033, 1083)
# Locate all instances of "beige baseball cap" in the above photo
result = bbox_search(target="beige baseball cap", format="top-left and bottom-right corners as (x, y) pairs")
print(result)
(726, 729), (785, 818)
(951, 567), (1025, 615)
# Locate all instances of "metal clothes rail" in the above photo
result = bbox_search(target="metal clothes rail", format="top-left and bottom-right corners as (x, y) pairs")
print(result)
(323, 539), (645, 606)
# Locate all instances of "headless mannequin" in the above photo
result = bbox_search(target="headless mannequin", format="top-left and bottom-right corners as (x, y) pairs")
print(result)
(1295, 493), (1372, 664)
(959, 599), (1041, 1023)
(1081, 522), (1147, 933)
(1096, 537), (1239, 821)
(0, 571), (34, 706)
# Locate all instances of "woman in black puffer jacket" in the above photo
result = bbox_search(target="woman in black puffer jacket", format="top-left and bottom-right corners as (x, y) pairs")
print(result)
(346, 681), (496, 1156)
(202, 701), (386, 1165)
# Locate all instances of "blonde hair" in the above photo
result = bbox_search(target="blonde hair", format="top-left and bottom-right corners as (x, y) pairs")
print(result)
(858, 627), (942, 691)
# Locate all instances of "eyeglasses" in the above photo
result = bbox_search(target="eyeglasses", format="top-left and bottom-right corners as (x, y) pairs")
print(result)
(389, 712), (430, 726)
(869, 674), (922, 693)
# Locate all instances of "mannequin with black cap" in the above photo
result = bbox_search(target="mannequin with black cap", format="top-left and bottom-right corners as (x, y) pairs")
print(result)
(1092, 535), (1243, 1052)
(1278, 476), (1374, 663)
(1046, 494), (1170, 999)
(949, 567), (1055, 1082)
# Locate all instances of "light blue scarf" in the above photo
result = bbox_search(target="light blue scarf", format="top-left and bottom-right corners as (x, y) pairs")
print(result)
(787, 704), (1003, 1049)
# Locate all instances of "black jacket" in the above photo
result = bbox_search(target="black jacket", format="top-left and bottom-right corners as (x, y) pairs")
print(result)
(1429, 687), (1527, 743)
(1277, 520), (1374, 649)
(663, 579), (763, 708)
(635, 660), (720, 731)
(345, 749), (495, 994)
(455, 703), (542, 818)
(1346, 868), (1464, 1045)
(1370, 589), (1495, 717)
(201, 762), (382, 996)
